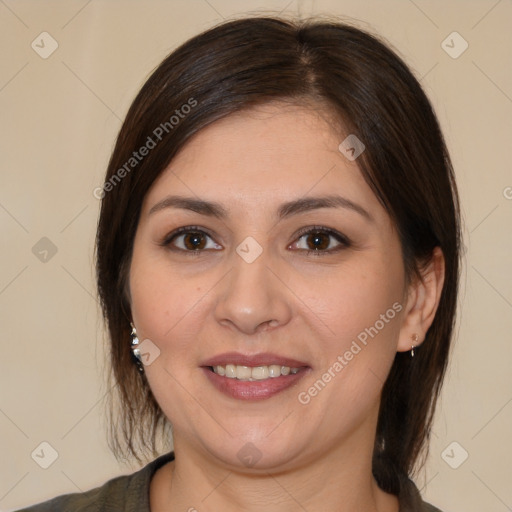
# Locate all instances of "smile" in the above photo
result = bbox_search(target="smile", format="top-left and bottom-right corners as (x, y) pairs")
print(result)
(210, 364), (300, 381)
(203, 366), (309, 400)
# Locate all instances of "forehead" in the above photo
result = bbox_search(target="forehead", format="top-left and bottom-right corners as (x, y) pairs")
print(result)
(142, 103), (380, 217)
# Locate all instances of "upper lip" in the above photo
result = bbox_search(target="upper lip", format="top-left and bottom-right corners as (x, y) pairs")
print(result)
(201, 352), (309, 368)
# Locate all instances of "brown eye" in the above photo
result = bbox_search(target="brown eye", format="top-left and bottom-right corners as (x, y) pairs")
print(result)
(183, 232), (207, 250)
(305, 232), (330, 250)
(290, 227), (350, 254)
(163, 227), (222, 252)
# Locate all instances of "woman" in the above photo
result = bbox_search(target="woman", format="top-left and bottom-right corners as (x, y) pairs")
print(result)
(19, 14), (460, 512)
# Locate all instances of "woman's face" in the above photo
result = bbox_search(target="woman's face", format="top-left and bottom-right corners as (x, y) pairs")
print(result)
(129, 103), (413, 470)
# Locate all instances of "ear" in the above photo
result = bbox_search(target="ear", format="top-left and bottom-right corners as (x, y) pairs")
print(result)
(397, 247), (445, 352)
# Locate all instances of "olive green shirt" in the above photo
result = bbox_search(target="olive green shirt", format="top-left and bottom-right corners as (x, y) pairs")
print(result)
(16, 452), (444, 512)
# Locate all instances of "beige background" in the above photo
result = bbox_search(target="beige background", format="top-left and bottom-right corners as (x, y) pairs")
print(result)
(1, 1), (511, 511)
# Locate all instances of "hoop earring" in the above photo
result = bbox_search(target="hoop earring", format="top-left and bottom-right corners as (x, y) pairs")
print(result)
(411, 333), (419, 358)
(130, 323), (144, 373)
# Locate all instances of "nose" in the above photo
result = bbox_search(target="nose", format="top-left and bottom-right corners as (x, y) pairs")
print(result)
(213, 250), (293, 335)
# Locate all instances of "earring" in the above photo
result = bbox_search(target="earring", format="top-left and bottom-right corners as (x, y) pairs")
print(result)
(130, 323), (144, 373)
(411, 333), (419, 358)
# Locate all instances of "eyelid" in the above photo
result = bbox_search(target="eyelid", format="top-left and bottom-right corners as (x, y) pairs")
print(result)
(289, 225), (351, 253)
(293, 225), (350, 243)
(160, 224), (351, 254)
(160, 225), (221, 250)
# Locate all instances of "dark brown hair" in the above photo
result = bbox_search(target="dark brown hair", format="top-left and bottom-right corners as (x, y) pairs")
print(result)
(96, 15), (460, 492)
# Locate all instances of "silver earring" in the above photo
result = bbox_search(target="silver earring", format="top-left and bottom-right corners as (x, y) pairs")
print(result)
(411, 333), (419, 358)
(130, 323), (144, 373)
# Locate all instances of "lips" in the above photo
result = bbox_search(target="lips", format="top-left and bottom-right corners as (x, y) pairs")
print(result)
(201, 352), (309, 368)
(201, 352), (310, 401)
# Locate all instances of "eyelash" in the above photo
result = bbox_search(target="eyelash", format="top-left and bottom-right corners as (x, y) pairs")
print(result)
(292, 225), (351, 255)
(160, 225), (351, 256)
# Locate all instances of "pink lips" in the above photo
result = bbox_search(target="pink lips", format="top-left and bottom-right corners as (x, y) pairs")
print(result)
(201, 352), (310, 401)
(201, 351), (309, 368)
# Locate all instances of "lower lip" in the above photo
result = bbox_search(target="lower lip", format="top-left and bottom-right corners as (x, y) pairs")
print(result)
(202, 367), (309, 400)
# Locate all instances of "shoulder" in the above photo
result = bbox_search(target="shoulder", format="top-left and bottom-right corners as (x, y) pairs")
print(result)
(421, 502), (444, 512)
(397, 472), (446, 512)
(15, 452), (175, 512)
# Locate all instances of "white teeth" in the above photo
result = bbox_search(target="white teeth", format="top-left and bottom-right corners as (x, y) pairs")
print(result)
(212, 364), (301, 380)
(225, 364), (236, 378)
(251, 366), (269, 380)
(268, 365), (281, 377)
(236, 365), (252, 380)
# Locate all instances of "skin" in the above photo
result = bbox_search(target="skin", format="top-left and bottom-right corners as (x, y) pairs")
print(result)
(128, 102), (445, 512)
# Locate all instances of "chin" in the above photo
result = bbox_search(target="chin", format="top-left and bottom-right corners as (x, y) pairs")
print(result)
(220, 425), (310, 470)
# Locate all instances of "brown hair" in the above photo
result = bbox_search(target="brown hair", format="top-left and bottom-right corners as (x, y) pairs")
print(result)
(95, 15), (460, 492)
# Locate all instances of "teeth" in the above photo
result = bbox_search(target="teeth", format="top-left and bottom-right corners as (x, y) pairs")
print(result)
(236, 365), (252, 380)
(212, 364), (301, 380)
(225, 364), (236, 378)
(251, 366), (269, 380)
(268, 365), (281, 377)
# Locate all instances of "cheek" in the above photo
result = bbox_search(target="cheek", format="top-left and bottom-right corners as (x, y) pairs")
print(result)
(295, 265), (404, 416)
(128, 251), (210, 420)
(295, 253), (405, 349)
(294, 259), (405, 414)
(128, 244), (217, 369)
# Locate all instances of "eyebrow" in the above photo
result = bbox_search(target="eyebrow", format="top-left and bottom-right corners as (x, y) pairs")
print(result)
(148, 194), (372, 222)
